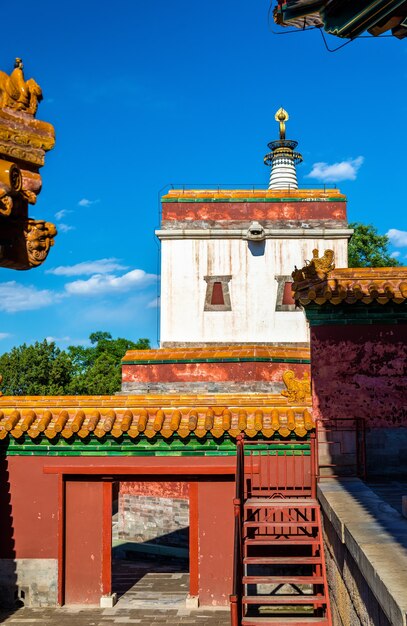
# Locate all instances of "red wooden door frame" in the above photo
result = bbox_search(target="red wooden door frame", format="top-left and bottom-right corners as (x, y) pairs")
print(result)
(102, 481), (113, 596)
(189, 482), (199, 597)
(50, 468), (220, 606)
(57, 474), (65, 606)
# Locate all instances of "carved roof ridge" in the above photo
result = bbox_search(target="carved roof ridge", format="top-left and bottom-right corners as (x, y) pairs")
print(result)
(292, 264), (407, 306)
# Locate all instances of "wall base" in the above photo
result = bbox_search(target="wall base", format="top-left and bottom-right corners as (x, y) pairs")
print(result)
(366, 427), (407, 476)
(0, 559), (57, 608)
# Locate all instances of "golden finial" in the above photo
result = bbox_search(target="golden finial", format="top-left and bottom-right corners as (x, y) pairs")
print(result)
(275, 107), (289, 141)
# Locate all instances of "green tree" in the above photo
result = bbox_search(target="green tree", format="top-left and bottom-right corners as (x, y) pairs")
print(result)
(0, 340), (73, 395)
(0, 332), (150, 396)
(348, 222), (402, 268)
(67, 332), (150, 395)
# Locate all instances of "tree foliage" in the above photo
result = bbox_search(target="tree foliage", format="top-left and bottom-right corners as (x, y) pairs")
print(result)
(0, 340), (73, 396)
(0, 332), (150, 396)
(348, 222), (401, 268)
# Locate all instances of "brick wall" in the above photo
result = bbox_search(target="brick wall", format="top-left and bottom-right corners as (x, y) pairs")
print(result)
(118, 482), (189, 547)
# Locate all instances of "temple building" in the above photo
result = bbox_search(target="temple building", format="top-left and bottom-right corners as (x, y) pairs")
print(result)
(0, 70), (407, 626)
(157, 108), (351, 349)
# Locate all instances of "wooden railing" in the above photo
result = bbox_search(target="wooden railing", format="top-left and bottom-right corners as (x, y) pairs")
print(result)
(230, 436), (317, 625)
(245, 440), (314, 500)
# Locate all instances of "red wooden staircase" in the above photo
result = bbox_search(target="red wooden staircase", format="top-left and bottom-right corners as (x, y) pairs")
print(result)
(231, 437), (332, 626)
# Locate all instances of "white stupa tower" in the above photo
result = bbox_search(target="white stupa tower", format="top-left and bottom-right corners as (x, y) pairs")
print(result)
(264, 107), (303, 190)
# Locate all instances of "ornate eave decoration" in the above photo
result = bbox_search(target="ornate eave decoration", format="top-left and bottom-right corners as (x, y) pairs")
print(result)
(273, 0), (407, 40)
(281, 370), (311, 403)
(292, 253), (407, 306)
(0, 58), (57, 270)
(292, 249), (335, 285)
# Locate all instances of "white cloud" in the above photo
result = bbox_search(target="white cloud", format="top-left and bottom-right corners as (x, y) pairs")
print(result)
(65, 269), (156, 296)
(306, 156), (364, 182)
(0, 332), (11, 340)
(45, 335), (89, 346)
(57, 223), (75, 233)
(391, 251), (401, 258)
(47, 258), (128, 277)
(147, 297), (160, 308)
(55, 209), (71, 220)
(387, 229), (407, 248)
(78, 198), (99, 207)
(0, 282), (56, 313)
(45, 335), (71, 343)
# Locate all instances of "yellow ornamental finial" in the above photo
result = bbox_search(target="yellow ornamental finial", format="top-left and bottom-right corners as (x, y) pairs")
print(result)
(275, 107), (289, 140)
(0, 57), (42, 115)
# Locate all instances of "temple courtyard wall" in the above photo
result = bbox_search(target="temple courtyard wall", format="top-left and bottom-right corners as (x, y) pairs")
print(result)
(308, 311), (407, 476)
(0, 454), (235, 608)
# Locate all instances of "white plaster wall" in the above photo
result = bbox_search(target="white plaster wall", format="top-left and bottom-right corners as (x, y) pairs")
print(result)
(160, 237), (348, 345)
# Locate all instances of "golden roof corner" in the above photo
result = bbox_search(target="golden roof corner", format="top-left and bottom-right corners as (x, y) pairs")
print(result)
(0, 58), (57, 270)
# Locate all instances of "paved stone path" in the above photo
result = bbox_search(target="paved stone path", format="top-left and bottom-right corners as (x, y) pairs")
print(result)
(0, 606), (230, 625)
(113, 559), (189, 609)
(0, 557), (230, 625)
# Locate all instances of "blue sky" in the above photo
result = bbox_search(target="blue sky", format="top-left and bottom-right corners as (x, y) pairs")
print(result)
(0, 1), (406, 352)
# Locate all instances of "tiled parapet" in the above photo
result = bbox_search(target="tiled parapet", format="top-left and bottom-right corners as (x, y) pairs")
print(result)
(121, 345), (311, 393)
(122, 345), (311, 362)
(160, 189), (347, 229)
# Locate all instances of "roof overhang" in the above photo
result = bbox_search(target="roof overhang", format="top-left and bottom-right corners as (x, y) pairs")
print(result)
(274, 0), (407, 39)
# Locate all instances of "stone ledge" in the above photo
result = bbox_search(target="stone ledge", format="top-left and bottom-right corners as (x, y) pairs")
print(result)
(318, 478), (407, 626)
(155, 227), (353, 240)
(120, 382), (285, 395)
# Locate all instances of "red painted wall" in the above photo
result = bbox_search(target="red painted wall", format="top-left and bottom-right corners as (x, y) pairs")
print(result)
(197, 480), (234, 606)
(0, 456), (58, 559)
(122, 361), (309, 384)
(311, 324), (407, 425)
(162, 201), (346, 222)
(64, 481), (104, 604)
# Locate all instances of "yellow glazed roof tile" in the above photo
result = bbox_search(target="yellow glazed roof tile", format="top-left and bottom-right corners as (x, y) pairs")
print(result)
(293, 267), (407, 306)
(123, 345), (311, 362)
(0, 395), (314, 441)
(162, 189), (345, 201)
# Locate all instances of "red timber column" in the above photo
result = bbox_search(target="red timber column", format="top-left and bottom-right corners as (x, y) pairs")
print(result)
(189, 482), (199, 598)
(64, 480), (111, 605)
(197, 480), (235, 605)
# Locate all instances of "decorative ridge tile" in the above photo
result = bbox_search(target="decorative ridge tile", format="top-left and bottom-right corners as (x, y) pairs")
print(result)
(162, 189), (346, 203)
(0, 403), (314, 443)
(122, 345), (311, 363)
(293, 266), (407, 306)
